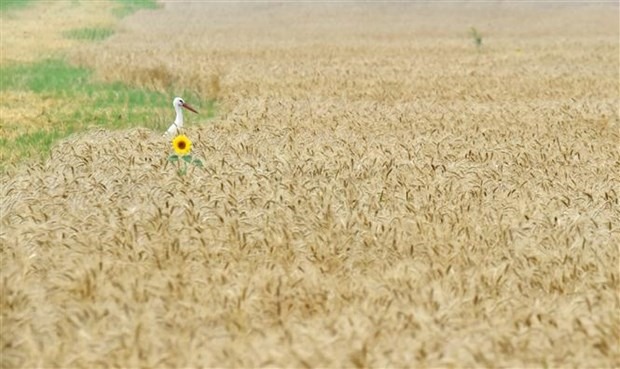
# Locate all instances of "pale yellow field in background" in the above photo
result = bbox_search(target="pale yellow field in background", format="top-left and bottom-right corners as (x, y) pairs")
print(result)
(0, 1), (116, 65)
(2, 3), (619, 368)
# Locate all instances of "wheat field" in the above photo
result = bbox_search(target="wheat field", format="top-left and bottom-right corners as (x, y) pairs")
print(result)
(1, 3), (619, 368)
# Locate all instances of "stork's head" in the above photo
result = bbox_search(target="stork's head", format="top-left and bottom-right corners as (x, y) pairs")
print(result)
(173, 97), (198, 114)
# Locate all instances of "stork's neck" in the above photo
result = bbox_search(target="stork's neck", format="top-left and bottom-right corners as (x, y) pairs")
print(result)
(174, 105), (184, 126)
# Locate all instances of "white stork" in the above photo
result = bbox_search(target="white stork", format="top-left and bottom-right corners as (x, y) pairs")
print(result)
(164, 97), (198, 136)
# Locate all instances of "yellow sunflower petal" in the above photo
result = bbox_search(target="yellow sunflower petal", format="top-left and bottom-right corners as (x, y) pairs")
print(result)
(172, 134), (192, 156)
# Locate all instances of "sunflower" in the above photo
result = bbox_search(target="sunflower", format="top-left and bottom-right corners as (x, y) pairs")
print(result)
(172, 134), (192, 156)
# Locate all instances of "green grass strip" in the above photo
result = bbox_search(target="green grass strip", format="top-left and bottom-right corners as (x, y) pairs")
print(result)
(0, 0), (35, 12)
(113, 0), (159, 18)
(64, 27), (115, 41)
(0, 59), (91, 94)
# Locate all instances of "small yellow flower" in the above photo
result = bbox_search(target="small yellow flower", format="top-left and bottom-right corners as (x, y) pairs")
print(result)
(172, 134), (192, 156)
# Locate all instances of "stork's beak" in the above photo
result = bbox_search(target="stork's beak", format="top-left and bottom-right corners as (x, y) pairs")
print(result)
(182, 102), (198, 114)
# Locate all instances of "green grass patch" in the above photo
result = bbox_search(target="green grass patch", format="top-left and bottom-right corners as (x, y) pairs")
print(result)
(0, 58), (216, 170)
(0, 0), (35, 12)
(113, 0), (159, 18)
(0, 0), (158, 16)
(1, 59), (91, 93)
(64, 27), (115, 41)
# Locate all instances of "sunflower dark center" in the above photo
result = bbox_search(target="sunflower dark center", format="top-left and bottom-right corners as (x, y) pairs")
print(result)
(178, 141), (186, 150)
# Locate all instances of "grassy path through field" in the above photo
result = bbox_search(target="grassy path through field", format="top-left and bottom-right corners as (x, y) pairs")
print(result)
(0, 0), (209, 170)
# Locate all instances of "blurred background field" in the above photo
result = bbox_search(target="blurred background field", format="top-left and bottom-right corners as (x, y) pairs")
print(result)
(1, 1), (619, 368)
